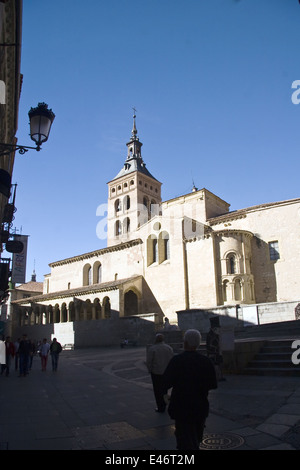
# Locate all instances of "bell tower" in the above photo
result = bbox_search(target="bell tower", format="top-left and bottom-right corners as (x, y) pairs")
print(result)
(107, 111), (162, 246)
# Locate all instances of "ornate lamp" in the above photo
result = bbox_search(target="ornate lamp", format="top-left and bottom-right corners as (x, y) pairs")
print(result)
(0, 102), (55, 156)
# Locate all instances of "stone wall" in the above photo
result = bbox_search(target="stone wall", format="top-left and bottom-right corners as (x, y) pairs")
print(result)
(177, 300), (300, 334)
(10, 313), (157, 348)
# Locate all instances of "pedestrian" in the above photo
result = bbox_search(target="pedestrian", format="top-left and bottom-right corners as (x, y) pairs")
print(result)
(1, 336), (15, 376)
(206, 322), (225, 381)
(14, 338), (20, 371)
(18, 334), (31, 377)
(163, 329), (217, 450)
(40, 338), (50, 371)
(28, 339), (36, 371)
(50, 338), (62, 371)
(146, 333), (173, 413)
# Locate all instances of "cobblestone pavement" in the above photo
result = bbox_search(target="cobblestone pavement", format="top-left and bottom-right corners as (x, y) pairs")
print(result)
(1, 346), (300, 451)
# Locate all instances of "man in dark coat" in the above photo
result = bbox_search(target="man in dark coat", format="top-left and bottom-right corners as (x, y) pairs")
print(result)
(163, 329), (217, 450)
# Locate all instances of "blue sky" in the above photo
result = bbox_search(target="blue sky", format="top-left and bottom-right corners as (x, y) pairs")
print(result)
(10, 0), (300, 282)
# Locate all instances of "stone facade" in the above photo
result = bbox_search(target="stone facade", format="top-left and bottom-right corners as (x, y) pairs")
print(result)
(10, 116), (300, 345)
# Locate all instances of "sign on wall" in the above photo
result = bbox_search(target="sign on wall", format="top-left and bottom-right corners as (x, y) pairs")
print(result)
(11, 235), (28, 284)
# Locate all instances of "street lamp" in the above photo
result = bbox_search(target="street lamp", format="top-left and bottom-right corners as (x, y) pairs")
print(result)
(0, 102), (55, 156)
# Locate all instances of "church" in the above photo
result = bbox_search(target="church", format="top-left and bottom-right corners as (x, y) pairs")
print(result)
(10, 114), (300, 345)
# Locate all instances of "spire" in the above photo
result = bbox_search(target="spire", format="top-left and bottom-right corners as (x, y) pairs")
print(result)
(131, 107), (138, 141)
(110, 110), (159, 182)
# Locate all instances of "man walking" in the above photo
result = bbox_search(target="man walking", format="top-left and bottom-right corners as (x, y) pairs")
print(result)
(50, 338), (62, 372)
(146, 334), (173, 413)
(163, 329), (217, 450)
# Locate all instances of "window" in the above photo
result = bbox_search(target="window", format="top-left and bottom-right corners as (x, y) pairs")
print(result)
(124, 217), (130, 233)
(226, 253), (237, 274)
(124, 195), (130, 210)
(88, 267), (92, 285)
(269, 241), (280, 261)
(115, 199), (121, 213)
(115, 220), (121, 236)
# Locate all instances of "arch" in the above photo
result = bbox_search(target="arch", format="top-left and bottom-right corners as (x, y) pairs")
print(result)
(94, 298), (102, 319)
(115, 198), (121, 214)
(158, 231), (170, 262)
(124, 195), (130, 211)
(103, 296), (111, 318)
(123, 217), (130, 233)
(124, 289), (139, 316)
(234, 278), (242, 301)
(147, 234), (158, 266)
(115, 220), (121, 236)
(223, 280), (229, 302)
(47, 305), (53, 324)
(83, 263), (92, 286)
(54, 304), (60, 323)
(61, 302), (68, 322)
(93, 261), (102, 284)
(225, 251), (238, 275)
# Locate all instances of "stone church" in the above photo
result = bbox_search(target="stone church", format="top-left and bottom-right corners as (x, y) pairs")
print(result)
(10, 114), (300, 345)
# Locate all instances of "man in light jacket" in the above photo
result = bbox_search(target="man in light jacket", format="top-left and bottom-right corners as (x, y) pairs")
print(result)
(146, 333), (173, 413)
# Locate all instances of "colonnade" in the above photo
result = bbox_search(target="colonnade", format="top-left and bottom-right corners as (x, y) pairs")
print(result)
(14, 296), (112, 327)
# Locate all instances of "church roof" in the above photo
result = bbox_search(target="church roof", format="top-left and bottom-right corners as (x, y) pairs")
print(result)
(15, 281), (43, 293)
(11, 275), (142, 305)
(111, 155), (158, 181)
(109, 111), (159, 183)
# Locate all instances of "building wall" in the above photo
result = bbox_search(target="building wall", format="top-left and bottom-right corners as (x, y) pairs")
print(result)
(209, 199), (300, 304)
(47, 242), (144, 294)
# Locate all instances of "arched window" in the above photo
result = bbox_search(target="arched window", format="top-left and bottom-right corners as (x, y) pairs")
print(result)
(124, 217), (130, 233)
(88, 266), (92, 285)
(83, 263), (92, 286)
(115, 220), (121, 236)
(159, 231), (170, 262)
(93, 261), (102, 284)
(147, 235), (158, 266)
(124, 195), (130, 211)
(226, 253), (237, 274)
(115, 199), (121, 214)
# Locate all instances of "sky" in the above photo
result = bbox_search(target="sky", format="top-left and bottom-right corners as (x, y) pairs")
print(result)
(8, 0), (300, 282)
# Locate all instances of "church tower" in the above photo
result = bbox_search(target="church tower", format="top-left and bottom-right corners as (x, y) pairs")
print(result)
(107, 112), (162, 246)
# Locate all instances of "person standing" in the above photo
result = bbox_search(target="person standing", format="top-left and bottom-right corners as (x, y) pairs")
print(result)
(50, 338), (62, 372)
(163, 329), (217, 450)
(1, 336), (15, 376)
(14, 338), (20, 371)
(18, 334), (31, 377)
(40, 338), (50, 371)
(146, 334), (173, 413)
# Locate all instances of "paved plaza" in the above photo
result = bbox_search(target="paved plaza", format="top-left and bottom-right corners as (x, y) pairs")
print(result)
(0, 346), (300, 451)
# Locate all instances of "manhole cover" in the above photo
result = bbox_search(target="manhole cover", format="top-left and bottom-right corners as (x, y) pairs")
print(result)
(200, 433), (244, 450)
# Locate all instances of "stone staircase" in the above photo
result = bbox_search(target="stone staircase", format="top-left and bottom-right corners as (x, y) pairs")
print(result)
(243, 339), (300, 377)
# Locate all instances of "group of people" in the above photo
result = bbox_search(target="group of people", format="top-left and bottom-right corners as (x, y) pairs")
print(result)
(0, 334), (62, 377)
(146, 321), (225, 451)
